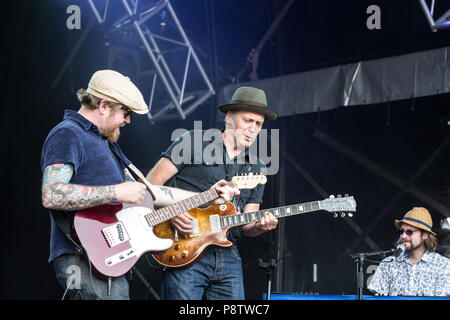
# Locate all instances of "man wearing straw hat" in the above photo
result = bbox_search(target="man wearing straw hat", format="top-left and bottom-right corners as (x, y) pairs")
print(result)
(368, 207), (450, 296)
(41, 70), (238, 300)
(147, 86), (279, 299)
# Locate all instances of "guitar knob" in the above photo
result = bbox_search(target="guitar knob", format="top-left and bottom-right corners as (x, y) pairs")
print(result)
(169, 255), (175, 262)
(182, 250), (189, 259)
(174, 244), (180, 251)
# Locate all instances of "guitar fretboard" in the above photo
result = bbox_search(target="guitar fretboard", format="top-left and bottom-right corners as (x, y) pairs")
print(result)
(144, 188), (219, 226)
(220, 201), (321, 228)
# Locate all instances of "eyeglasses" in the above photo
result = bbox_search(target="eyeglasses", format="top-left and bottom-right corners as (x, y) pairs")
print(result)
(397, 229), (420, 236)
(121, 106), (132, 118)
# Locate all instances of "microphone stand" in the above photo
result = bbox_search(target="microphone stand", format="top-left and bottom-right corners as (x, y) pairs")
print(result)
(258, 258), (277, 300)
(350, 249), (393, 300)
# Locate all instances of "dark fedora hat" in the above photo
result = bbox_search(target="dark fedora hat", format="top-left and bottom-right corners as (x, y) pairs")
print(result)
(218, 86), (278, 122)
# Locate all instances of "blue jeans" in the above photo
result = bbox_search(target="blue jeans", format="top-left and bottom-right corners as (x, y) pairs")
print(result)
(52, 254), (129, 300)
(160, 246), (245, 300)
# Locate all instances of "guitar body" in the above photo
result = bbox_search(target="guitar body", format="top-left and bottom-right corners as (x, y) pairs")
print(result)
(73, 191), (173, 277)
(152, 202), (237, 269)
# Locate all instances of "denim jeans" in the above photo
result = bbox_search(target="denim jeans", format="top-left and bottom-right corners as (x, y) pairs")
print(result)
(52, 254), (129, 300)
(160, 246), (245, 300)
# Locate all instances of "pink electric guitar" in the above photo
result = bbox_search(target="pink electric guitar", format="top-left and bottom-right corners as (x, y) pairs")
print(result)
(72, 175), (266, 277)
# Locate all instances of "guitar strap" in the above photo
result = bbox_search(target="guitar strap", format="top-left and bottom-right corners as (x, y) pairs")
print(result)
(108, 143), (156, 201)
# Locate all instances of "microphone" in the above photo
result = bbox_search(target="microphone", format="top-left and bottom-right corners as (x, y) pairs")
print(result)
(393, 243), (405, 260)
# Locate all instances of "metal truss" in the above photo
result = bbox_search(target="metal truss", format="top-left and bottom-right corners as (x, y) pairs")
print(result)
(235, 0), (295, 83)
(87, 0), (215, 122)
(418, 0), (450, 31)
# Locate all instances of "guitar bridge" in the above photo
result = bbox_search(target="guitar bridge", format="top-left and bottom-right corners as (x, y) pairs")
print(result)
(102, 222), (130, 247)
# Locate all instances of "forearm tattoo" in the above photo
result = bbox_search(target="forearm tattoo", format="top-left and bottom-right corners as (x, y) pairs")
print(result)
(159, 186), (174, 200)
(42, 163), (117, 211)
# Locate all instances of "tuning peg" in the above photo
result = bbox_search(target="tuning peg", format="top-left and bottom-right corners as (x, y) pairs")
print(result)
(340, 212), (346, 218)
(329, 195), (335, 199)
(333, 212), (338, 218)
(344, 193), (349, 197)
(347, 212), (353, 217)
(249, 172), (254, 176)
(337, 194), (342, 198)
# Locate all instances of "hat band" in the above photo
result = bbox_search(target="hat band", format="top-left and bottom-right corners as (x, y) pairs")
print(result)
(232, 100), (267, 109)
(403, 217), (432, 230)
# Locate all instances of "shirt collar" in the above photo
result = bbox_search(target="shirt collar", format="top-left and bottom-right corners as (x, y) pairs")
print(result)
(398, 250), (433, 264)
(64, 109), (99, 133)
(420, 250), (433, 263)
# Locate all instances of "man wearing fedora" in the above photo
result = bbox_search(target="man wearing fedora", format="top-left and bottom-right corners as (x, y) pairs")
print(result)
(41, 70), (238, 300)
(147, 86), (279, 299)
(368, 207), (450, 296)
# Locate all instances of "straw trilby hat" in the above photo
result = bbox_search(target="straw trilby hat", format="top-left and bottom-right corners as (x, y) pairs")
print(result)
(87, 70), (148, 114)
(395, 207), (436, 235)
(218, 86), (278, 122)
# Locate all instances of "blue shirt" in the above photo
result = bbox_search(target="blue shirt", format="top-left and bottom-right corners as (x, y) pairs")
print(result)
(161, 130), (266, 243)
(41, 110), (131, 262)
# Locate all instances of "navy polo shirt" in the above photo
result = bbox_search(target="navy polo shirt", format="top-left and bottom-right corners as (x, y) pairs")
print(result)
(161, 130), (266, 243)
(41, 110), (131, 262)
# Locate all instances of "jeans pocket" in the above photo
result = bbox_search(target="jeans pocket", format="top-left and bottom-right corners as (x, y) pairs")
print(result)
(53, 255), (80, 278)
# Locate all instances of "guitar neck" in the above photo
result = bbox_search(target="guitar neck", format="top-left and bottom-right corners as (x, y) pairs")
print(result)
(145, 188), (220, 226)
(220, 201), (322, 228)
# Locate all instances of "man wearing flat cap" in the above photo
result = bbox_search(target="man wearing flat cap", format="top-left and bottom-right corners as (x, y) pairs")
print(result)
(147, 86), (279, 300)
(40, 70), (238, 300)
(368, 207), (450, 296)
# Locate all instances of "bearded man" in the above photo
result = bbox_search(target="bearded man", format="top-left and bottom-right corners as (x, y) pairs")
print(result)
(368, 207), (450, 296)
(40, 70), (238, 299)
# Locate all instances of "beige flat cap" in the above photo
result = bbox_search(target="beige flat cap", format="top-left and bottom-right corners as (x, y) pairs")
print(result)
(87, 70), (148, 114)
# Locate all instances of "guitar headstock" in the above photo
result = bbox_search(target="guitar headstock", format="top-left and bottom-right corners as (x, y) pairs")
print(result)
(231, 174), (267, 190)
(320, 194), (356, 218)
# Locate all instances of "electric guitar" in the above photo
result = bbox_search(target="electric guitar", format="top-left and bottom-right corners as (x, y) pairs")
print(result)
(72, 174), (267, 277)
(152, 195), (357, 269)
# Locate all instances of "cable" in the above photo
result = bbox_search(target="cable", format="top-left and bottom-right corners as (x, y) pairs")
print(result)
(85, 250), (105, 300)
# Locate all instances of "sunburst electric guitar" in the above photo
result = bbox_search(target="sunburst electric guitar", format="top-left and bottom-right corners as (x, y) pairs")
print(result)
(72, 174), (267, 277)
(152, 195), (357, 269)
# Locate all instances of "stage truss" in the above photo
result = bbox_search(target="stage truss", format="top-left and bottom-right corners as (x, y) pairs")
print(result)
(418, 0), (450, 31)
(87, 0), (215, 122)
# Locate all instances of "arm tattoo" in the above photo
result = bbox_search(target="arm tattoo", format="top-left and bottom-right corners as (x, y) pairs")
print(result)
(42, 163), (118, 211)
(159, 187), (174, 200)
(42, 163), (73, 185)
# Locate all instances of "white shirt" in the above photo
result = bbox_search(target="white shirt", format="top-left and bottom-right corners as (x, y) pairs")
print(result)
(368, 251), (450, 296)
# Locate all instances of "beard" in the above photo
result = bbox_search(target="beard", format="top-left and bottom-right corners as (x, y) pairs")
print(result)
(403, 240), (422, 253)
(102, 125), (121, 143)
